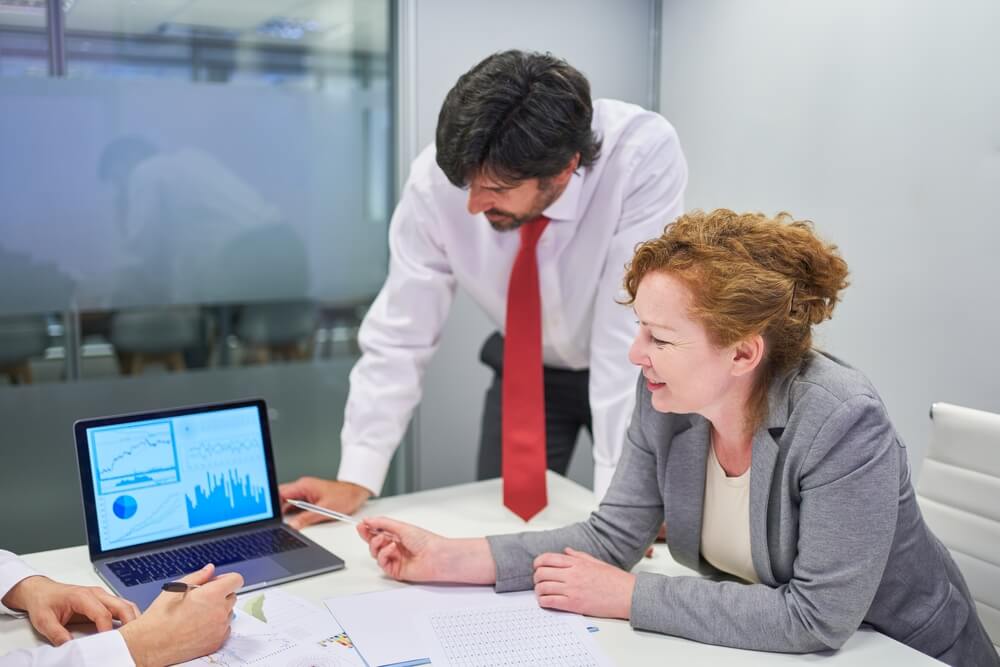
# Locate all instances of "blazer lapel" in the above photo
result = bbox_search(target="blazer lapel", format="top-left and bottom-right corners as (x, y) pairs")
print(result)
(749, 366), (797, 585)
(663, 416), (711, 571)
(749, 426), (779, 585)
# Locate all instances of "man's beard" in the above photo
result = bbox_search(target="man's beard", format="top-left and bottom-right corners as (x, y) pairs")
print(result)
(484, 181), (559, 232)
(485, 210), (533, 231)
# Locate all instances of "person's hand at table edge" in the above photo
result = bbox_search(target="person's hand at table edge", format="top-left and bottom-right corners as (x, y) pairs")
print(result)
(279, 477), (372, 530)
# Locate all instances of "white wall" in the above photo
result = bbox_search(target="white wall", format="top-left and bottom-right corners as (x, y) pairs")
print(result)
(659, 0), (1000, 473)
(408, 0), (660, 491)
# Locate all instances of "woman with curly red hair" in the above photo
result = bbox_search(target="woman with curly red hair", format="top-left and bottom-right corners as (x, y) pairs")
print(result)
(357, 209), (997, 665)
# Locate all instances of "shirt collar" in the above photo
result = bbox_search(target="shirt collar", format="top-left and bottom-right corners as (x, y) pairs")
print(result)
(541, 168), (584, 222)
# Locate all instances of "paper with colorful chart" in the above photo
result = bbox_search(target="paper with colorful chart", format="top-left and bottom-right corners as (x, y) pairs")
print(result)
(181, 589), (365, 667)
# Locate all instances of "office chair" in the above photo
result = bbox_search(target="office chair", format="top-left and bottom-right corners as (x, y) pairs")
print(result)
(0, 315), (49, 384)
(916, 402), (1000, 652)
(109, 306), (203, 375)
(235, 301), (317, 364)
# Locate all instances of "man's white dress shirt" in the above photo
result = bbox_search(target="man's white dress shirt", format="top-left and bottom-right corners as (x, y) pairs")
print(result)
(0, 550), (133, 667)
(338, 99), (688, 500)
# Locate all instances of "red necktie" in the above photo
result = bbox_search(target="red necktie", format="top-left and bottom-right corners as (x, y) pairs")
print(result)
(502, 215), (550, 521)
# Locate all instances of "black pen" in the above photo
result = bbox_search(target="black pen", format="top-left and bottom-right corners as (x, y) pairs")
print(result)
(161, 581), (201, 593)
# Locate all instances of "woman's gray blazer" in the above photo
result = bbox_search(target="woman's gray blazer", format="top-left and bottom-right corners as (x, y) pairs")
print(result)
(487, 351), (998, 665)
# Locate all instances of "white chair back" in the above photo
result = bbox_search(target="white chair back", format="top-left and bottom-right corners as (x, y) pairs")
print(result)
(916, 402), (1000, 650)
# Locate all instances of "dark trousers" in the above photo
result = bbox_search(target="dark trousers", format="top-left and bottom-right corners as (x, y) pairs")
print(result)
(476, 332), (592, 480)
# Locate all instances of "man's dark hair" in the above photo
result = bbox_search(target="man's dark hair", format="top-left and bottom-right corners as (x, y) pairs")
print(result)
(435, 50), (602, 188)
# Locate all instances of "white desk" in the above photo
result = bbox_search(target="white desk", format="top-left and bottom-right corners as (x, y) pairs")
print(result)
(1, 472), (939, 665)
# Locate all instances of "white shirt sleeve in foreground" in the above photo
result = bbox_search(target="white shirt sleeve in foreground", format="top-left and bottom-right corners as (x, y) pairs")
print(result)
(0, 551), (135, 667)
(0, 631), (134, 667)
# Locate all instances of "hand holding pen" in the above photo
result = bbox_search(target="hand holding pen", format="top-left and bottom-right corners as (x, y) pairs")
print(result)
(122, 564), (243, 666)
(356, 516), (497, 586)
(286, 499), (399, 542)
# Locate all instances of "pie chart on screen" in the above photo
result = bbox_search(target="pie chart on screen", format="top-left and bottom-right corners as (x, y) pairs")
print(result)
(113, 495), (138, 520)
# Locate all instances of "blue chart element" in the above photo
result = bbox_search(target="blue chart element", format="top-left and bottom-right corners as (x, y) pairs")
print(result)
(106, 493), (181, 548)
(185, 470), (267, 528)
(112, 495), (138, 520)
(186, 439), (260, 464)
(92, 421), (180, 495)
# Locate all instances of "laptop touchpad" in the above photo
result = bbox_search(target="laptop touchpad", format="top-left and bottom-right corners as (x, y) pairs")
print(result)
(219, 557), (290, 584)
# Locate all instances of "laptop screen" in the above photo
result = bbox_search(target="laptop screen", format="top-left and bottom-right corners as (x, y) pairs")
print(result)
(82, 404), (275, 553)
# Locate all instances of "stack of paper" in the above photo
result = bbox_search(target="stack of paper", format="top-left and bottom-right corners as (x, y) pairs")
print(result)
(324, 585), (612, 667)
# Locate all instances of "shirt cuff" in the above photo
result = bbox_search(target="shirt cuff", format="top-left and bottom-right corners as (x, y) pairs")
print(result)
(593, 461), (616, 503)
(75, 630), (136, 667)
(336, 444), (393, 497)
(0, 559), (40, 617)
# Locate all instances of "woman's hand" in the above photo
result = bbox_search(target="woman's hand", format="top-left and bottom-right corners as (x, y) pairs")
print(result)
(357, 517), (439, 582)
(533, 547), (636, 619)
(357, 517), (496, 585)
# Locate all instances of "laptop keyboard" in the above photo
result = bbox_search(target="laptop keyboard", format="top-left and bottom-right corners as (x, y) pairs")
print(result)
(107, 527), (307, 587)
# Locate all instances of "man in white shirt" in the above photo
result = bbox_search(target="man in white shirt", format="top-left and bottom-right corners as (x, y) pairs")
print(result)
(1, 549), (241, 666)
(280, 50), (687, 525)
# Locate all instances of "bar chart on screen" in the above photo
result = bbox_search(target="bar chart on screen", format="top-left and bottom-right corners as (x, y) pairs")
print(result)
(184, 469), (269, 527)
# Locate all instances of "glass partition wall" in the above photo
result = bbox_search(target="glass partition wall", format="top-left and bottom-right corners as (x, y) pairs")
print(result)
(0, 0), (397, 553)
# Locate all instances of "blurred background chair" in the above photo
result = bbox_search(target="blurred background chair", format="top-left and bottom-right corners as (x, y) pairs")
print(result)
(916, 402), (1000, 652)
(0, 315), (49, 384)
(110, 306), (204, 374)
(315, 301), (369, 358)
(235, 300), (317, 364)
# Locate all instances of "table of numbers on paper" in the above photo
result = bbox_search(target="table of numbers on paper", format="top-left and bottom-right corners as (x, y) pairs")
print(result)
(427, 605), (603, 667)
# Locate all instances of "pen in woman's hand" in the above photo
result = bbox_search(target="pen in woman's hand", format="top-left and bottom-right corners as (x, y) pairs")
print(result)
(287, 499), (399, 541)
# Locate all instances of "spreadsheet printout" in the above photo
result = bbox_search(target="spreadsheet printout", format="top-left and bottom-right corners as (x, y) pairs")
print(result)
(325, 585), (612, 667)
(424, 603), (609, 666)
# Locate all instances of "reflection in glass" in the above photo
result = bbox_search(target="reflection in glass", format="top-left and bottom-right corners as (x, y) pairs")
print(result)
(0, 0), (397, 554)
(1, 76), (388, 316)
(0, 0), (391, 333)
(97, 138), (289, 307)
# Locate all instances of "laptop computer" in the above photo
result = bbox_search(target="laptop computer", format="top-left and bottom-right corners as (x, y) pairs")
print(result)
(74, 398), (345, 610)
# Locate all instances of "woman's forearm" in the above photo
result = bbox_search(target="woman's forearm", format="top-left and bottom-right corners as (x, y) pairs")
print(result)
(433, 537), (497, 584)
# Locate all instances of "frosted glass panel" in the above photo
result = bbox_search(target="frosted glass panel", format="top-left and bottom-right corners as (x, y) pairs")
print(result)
(0, 76), (388, 314)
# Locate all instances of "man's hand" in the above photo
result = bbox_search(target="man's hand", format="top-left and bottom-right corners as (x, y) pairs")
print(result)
(279, 477), (372, 530)
(533, 548), (636, 620)
(1, 576), (140, 646)
(119, 563), (242, 667)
